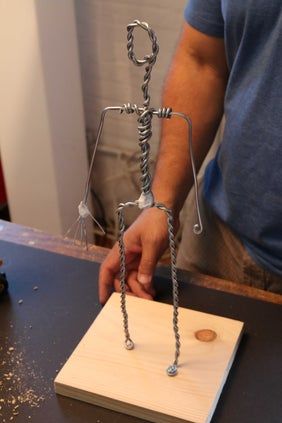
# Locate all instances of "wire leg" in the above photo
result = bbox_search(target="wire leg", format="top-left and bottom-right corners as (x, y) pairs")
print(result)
(117, 204), (134, 350)
(156, 204), (180, 376)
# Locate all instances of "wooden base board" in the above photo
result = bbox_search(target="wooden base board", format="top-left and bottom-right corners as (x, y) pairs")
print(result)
(55, 293), (244, 423)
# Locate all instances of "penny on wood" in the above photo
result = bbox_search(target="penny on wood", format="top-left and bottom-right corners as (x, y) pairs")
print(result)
(195, 329), (217, 342)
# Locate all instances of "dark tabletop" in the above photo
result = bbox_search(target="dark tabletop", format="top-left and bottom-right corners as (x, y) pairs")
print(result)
(0, 239), (281, 423)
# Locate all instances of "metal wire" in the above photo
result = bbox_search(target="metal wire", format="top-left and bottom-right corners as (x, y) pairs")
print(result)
(118, 34), (182, 371)
(67, 20), (204, 376)
(152, 108), (203, 234)
(127, 20), (159, 107)
(116, 23), (200, 376)
(118, 22), (201, 375)
(83, 106), (123, 204)
(65, 106), (122, 244)
(117, 199), (181, 374)
(155, 203), (180, 376)
(116, 202), (137, 350)
(170, 111), (203, 235)
(137, 108), (153, 195)
(127, 20), (159, 206)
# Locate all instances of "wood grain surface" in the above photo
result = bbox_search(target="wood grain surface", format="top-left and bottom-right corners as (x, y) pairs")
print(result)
(55, 293), (244, 423)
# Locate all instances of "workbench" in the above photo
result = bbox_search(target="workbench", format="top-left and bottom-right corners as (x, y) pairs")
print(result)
(0, 220), (281, 423)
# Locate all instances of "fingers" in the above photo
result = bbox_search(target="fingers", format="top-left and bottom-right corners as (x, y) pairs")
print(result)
(98, 208), (168, 305)
(137, 241), (160, 292)
(114, 272), (155, 300)
(99, 244), (142, 304)
(99, 243), (120, 305)
(127, 271), (156, 300)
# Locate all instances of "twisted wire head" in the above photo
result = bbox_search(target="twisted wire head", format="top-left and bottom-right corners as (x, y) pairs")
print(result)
(126, 20), (159, 67)
(127, 20), (159, 108)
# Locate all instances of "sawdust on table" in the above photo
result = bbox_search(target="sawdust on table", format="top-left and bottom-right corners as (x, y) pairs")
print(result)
(0, 336), (50, 422)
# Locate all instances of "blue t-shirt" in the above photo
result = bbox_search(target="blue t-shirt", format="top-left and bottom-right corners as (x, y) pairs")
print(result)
(185, 1), (282, 276)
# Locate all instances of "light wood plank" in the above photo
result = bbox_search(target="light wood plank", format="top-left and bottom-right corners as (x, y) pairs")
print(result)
(55, 293), (244, 423)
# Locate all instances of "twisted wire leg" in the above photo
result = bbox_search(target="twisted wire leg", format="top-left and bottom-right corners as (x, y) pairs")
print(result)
(117, 204), (135, 350)
(156, 204), (181, 376)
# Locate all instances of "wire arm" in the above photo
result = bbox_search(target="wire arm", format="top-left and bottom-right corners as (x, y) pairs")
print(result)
(83, 106), (124, 204)
(65, 106), (123, 245)
(152, 109), (203, 235)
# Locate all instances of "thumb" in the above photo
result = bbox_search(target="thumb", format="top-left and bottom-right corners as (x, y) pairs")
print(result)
(137, 243), (159, 288)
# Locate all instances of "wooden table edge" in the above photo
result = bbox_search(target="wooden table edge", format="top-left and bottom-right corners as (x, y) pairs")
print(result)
(1, 220), (281, 305)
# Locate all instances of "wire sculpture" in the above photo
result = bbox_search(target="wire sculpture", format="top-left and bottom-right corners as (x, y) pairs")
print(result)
(67, 20), (203, 376)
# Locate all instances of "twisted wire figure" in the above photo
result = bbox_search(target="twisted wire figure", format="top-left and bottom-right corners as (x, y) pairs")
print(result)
(68, 20), (203, 376)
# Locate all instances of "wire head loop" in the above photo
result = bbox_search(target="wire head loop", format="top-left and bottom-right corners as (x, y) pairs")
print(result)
(127, 20), (159, 67)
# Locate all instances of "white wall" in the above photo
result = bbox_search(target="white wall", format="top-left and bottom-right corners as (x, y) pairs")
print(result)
(0, 0), (88, 235)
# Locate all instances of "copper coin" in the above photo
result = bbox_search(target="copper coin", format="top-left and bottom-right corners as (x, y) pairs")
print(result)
(195, 329), (217, 342)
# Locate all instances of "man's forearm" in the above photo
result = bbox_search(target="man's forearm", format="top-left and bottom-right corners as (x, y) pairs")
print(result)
(152, 24), (228, 215)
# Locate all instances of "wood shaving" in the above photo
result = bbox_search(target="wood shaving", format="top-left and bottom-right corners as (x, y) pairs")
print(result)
(0, 339), (49, 422)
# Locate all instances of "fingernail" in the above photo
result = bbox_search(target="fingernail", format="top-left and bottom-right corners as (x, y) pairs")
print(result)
(138, 274), (152, 285)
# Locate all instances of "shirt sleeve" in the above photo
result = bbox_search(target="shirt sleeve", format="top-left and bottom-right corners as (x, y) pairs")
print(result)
(184, 0), (224, 38)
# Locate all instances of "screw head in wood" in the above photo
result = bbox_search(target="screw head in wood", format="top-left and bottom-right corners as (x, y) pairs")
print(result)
(166, 364), (178, 377)
(125, 339), (134, 350)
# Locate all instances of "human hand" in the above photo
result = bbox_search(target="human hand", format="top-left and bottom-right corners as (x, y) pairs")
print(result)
(98, 207), (178, 305)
